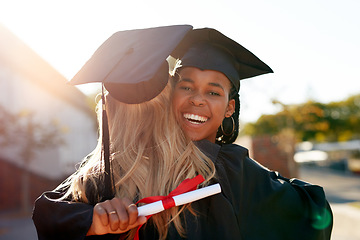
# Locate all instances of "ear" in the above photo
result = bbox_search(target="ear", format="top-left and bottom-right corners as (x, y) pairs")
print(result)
(225, 99), (235, 117)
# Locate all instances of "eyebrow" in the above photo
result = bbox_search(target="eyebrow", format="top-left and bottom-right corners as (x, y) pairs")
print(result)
(179, 78), (193, 83)
(208, 82), (225, 91)
(179, 78), (225, 91)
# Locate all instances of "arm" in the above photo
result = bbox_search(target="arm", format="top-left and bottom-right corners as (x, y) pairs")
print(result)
(32, 191), (93, 240)
(241, 157), (333, 240)
(217, 144), (333, 240)
(32, 191), (146, 240)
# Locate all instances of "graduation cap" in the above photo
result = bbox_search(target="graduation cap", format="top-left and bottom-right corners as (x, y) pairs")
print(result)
(171, 28), (273, 91)
(71, 25), (193, 103)
(69, 25), (272, 199)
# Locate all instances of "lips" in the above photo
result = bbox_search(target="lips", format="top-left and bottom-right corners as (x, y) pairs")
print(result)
(183, 113), (208, 125)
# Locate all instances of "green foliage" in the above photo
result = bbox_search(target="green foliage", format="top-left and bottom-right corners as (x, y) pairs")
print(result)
(0, 105), (64, 160)
(0, 105), (65, 213)
(242, 94), (360, 142)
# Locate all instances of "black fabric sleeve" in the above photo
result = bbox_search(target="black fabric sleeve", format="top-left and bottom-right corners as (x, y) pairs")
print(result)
(32, 191), (94, 240)
(214, 143), (333, 240)
(32, 191), (123, 240)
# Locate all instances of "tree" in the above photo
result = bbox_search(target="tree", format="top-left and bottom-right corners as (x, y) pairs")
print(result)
(0, 105), (64, 212)
(241, 94), (360, 143)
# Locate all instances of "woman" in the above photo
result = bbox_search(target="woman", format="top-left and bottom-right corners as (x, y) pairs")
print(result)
(166, 28), (333, 239)
(33, 82), (216, 240)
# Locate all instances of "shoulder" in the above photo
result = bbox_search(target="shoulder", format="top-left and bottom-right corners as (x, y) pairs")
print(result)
(195, 140), (250, 163)
(217, 143), (330, 204)
(218, 143), (249, 160)
(217, 143), (271, 176)
(194, 140), (270, 177)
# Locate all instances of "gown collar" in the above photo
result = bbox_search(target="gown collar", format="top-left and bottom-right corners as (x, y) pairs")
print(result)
(194, 140), (221, 163)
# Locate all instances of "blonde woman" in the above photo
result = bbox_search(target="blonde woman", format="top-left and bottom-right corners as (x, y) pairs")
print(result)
(33, 82), (216, 240)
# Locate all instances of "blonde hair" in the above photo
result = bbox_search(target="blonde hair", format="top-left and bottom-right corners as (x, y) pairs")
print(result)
(58, 83), (216, 239)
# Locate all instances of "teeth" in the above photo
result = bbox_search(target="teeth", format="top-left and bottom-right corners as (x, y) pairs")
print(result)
(184, 113), (208, 124)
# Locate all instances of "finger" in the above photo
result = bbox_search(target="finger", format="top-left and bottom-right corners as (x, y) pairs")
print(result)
(126, 216), (147, 230)
(106, 199), (122, 231)
(94, 203), (109, 226)
(135, 216), (147, 226)
(107, 208), (120, 231)
(112, 199), (130, 230)
(122, 198), (138, 226)
(100, 199), (120, 231)
(127, 204), (138, 225)
(110, 216), (147, 234)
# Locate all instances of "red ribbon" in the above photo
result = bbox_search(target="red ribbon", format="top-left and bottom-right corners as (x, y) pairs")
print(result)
(133, 175), (205, 240)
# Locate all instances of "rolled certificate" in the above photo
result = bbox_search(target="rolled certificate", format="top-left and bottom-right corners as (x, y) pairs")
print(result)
(137, 183), (221, 216)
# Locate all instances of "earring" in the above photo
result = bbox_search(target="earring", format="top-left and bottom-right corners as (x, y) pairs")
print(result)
(221, 116), (235, 136)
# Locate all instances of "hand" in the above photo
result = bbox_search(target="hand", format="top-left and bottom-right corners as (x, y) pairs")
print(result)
(87, 197), (147, 236)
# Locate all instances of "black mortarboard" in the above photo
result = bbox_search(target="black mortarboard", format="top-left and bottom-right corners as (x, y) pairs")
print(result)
(71, 25), (193, 103)
(171, 28), (273, 91)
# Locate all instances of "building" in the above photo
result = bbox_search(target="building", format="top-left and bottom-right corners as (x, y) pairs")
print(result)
(236, 133), (298, 178)
(295, 140), (360, 173)
(0, 24), (97, 211)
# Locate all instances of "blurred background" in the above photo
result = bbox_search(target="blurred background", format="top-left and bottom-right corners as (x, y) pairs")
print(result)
(0, 0), (359, 239)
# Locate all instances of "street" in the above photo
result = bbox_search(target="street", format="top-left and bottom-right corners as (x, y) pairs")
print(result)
(299, 165), (360, 240)
(0, 165), (359, 240)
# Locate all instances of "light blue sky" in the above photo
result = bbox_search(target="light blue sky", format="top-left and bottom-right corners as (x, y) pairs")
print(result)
(1, 0), (359, 122)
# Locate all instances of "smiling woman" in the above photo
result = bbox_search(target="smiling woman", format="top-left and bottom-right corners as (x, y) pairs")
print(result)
(168, 27), (332, 240)
(171, 67), (235, 143)
(169, 27), (273, 144)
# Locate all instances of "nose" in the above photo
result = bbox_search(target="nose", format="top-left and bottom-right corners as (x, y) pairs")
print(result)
(189, 93), (206, 106)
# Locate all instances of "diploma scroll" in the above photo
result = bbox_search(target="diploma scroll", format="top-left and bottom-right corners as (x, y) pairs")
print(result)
(137, 183), (221, 216)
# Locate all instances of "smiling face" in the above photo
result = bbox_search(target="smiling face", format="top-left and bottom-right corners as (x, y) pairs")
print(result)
(172, 67), (235, 143)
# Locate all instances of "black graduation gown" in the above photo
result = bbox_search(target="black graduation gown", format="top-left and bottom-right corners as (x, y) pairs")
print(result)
(32, 140), (333, 240)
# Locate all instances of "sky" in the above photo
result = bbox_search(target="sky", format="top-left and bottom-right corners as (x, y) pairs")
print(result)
(0, 0), (359, 123)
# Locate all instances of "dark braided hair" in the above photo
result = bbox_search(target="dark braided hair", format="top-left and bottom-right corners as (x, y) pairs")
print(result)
(216, 86), (240, 145)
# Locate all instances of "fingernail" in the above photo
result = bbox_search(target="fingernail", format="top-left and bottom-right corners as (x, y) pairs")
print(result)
(140, 216), (147, 224)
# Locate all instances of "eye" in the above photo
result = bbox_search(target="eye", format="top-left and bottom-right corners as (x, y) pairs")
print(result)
(176, 82), (192, 91)
(180, 86), (191, 91)
(209, 91), (220, 96)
